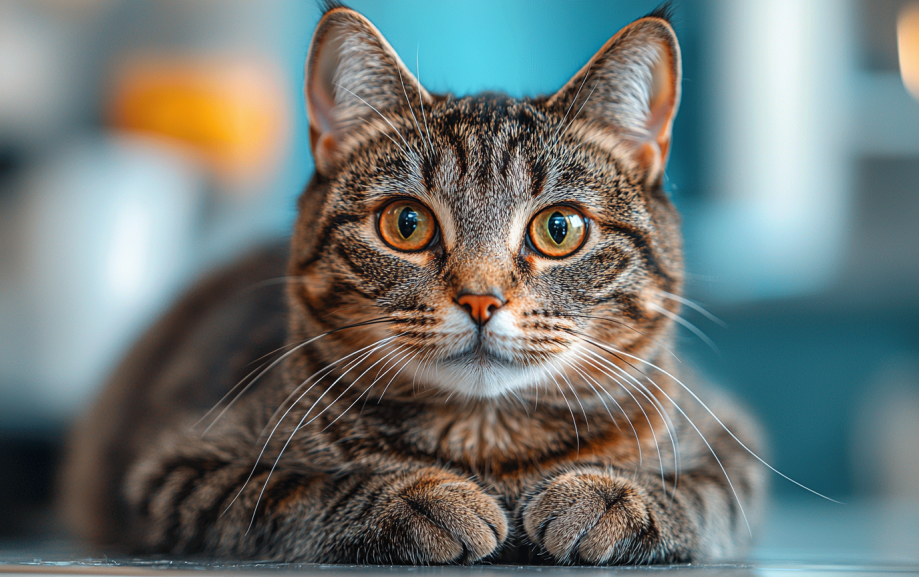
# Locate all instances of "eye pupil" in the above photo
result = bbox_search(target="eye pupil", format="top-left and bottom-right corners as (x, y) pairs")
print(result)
(529, 206), (586, 258)
(547, 211), (568, 245)
(398, 207), (418, 239)
(380, 200), (435, 251)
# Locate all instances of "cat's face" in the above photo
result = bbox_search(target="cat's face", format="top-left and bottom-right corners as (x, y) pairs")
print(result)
(289, 7), (684, 399)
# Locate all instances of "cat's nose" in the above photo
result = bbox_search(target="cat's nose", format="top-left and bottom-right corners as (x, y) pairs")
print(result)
(457, 293), (505, 326)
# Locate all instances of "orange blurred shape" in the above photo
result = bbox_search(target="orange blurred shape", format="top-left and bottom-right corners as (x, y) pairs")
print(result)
(900, 2), (919, 101)
(109, 56), (289, 186)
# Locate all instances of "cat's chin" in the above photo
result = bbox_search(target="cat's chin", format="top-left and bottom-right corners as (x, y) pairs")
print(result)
(426, 352), (539, 399)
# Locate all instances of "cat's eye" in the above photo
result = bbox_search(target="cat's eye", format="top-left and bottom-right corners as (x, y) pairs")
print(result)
(378, 199), (437, 252)
(528, 205), (587, 258)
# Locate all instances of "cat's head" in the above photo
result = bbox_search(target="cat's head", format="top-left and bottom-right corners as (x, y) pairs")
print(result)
(288, 5), (684, 400)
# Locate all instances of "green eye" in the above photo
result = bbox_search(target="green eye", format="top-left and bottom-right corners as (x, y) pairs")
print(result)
(379, 200), (436, 251)
(528, 205), (587, 258)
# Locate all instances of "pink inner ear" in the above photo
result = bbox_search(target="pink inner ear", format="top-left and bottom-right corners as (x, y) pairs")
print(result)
(644, 45), (677, 161)
(305, 65), (338, 170)
(308, 83), (337, 137)
(307, 31), (345, 139)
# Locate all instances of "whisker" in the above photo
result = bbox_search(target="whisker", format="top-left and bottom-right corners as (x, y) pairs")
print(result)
(225, 335), (401, 519)
(563, 312), (680, 363)
(543, 362), (580, 452)
(244, 339), (310, 368)
(573, 346), (679, 502)
(571, 331), (685, 493)
(361, 345), (412, 413)
(559, 355), (619, 431)
(357, 116), (412, 159)
(659, 291), (727, 328)
(193, 346), (299, 435)
(238, 276), (301, 295)
(378, 348), (423, 403)
(508, 388), (529, 417)
(334, 83), (417, 158)
(320, 303), (382, 319)
(411, 348), (437, 395)
(320, 344), (407, 430)
(589, 337), (842, 504)
(192, 356), (273, 429)
(549, 79), (600, 159)
(244, 336), (405, 533)
(565, 366), (591, 434)
(197, 317), (395, 435)
(549, 358), (590, 433)
(260, 334), (402, 442)
(538, 64), (592, 167)
(396, 63), (431, 157)
(566, 351), (643, 448)
(577, 336), (757, 535)
(415, 46), (434, 157)
(649, 303), (720, 355)
(569, 344), (682, 500)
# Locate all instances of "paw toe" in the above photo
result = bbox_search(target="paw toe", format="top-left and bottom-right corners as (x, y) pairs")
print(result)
(523, 471), (654, 565)
(391, 471), (508, 564)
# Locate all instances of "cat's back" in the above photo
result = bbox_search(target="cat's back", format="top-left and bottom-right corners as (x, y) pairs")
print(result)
(61, 243), (289, 546)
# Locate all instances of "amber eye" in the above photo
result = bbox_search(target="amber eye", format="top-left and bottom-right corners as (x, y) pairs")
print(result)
(378, 199), (437, 252)
(528, 205), (587, 258)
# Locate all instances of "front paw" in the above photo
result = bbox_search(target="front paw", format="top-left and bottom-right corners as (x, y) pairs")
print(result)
(521, 468), (658, 564)
(360, 468), (508, 564)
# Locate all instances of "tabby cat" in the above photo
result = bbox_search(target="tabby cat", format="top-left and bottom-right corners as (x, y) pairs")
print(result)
(63, 4), (767, 565)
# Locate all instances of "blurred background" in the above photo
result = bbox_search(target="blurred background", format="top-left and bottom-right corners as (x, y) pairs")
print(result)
(0, 0), (916, 565)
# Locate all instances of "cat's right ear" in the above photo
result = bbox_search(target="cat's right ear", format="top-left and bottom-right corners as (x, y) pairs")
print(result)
(305, 7), (430, 175)
(548, 12), (681, 186)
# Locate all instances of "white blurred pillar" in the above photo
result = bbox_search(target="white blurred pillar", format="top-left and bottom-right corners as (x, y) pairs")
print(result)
(696, 0), (854, 301)
(9, 134), (205, 421)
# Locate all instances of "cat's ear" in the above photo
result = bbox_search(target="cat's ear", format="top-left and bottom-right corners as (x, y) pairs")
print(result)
(305, 6), (431, 175)
(549, 13), (681, 184)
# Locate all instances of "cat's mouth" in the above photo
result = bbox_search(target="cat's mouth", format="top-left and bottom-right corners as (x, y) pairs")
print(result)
(439, 345), (517, 368)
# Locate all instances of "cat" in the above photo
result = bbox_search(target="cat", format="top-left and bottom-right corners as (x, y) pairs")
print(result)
(62, 3), (767, 565)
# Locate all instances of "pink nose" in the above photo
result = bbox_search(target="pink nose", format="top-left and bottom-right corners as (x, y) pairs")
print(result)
(457, 294), (505, 326)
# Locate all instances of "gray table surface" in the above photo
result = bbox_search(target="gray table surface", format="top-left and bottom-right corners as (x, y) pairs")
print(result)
(2, 499), (916, 576)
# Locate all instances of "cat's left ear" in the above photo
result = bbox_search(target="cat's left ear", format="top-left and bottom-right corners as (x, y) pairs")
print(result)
(549, 13), (681, 185)
(305, 6), (431, 175)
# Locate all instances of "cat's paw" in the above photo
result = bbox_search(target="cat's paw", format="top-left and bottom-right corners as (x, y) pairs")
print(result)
(521, 468), (657, 564)
(364, 468), (508, 564)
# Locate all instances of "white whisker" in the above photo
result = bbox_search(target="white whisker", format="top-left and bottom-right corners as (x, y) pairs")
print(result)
(379, 349), (423, 403)
(320, 344), (407, 430)
(580, 336), (755, 535)
(543, 362), (580, 452)
(591, 337), (841, 504)
(538, 64), (591, 167)
(334, 83), (417, 158)
(259, 330), (398, 442)
(574, 346), (680, 503)
(559, 356), (620, 431)
(415, 46), (434, 156)
(659, 291), (727, 328)
(650, 303), (720, 354)
(225, 334), (400, 521)
(396, 64), (430, 157)
(198, 318), (394, 435)
(245, 336), (406, 533)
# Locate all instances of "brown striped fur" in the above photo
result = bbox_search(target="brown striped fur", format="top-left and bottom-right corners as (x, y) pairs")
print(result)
(63, 5), (766, 565)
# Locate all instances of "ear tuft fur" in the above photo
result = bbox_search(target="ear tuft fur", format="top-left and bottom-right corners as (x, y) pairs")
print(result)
(317, 0), (346, 15)
(644, 2), (676, 25)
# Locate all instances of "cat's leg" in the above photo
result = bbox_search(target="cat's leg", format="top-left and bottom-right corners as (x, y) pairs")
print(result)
(126, 447), (508, 563)
(518, 415), (763, 564)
